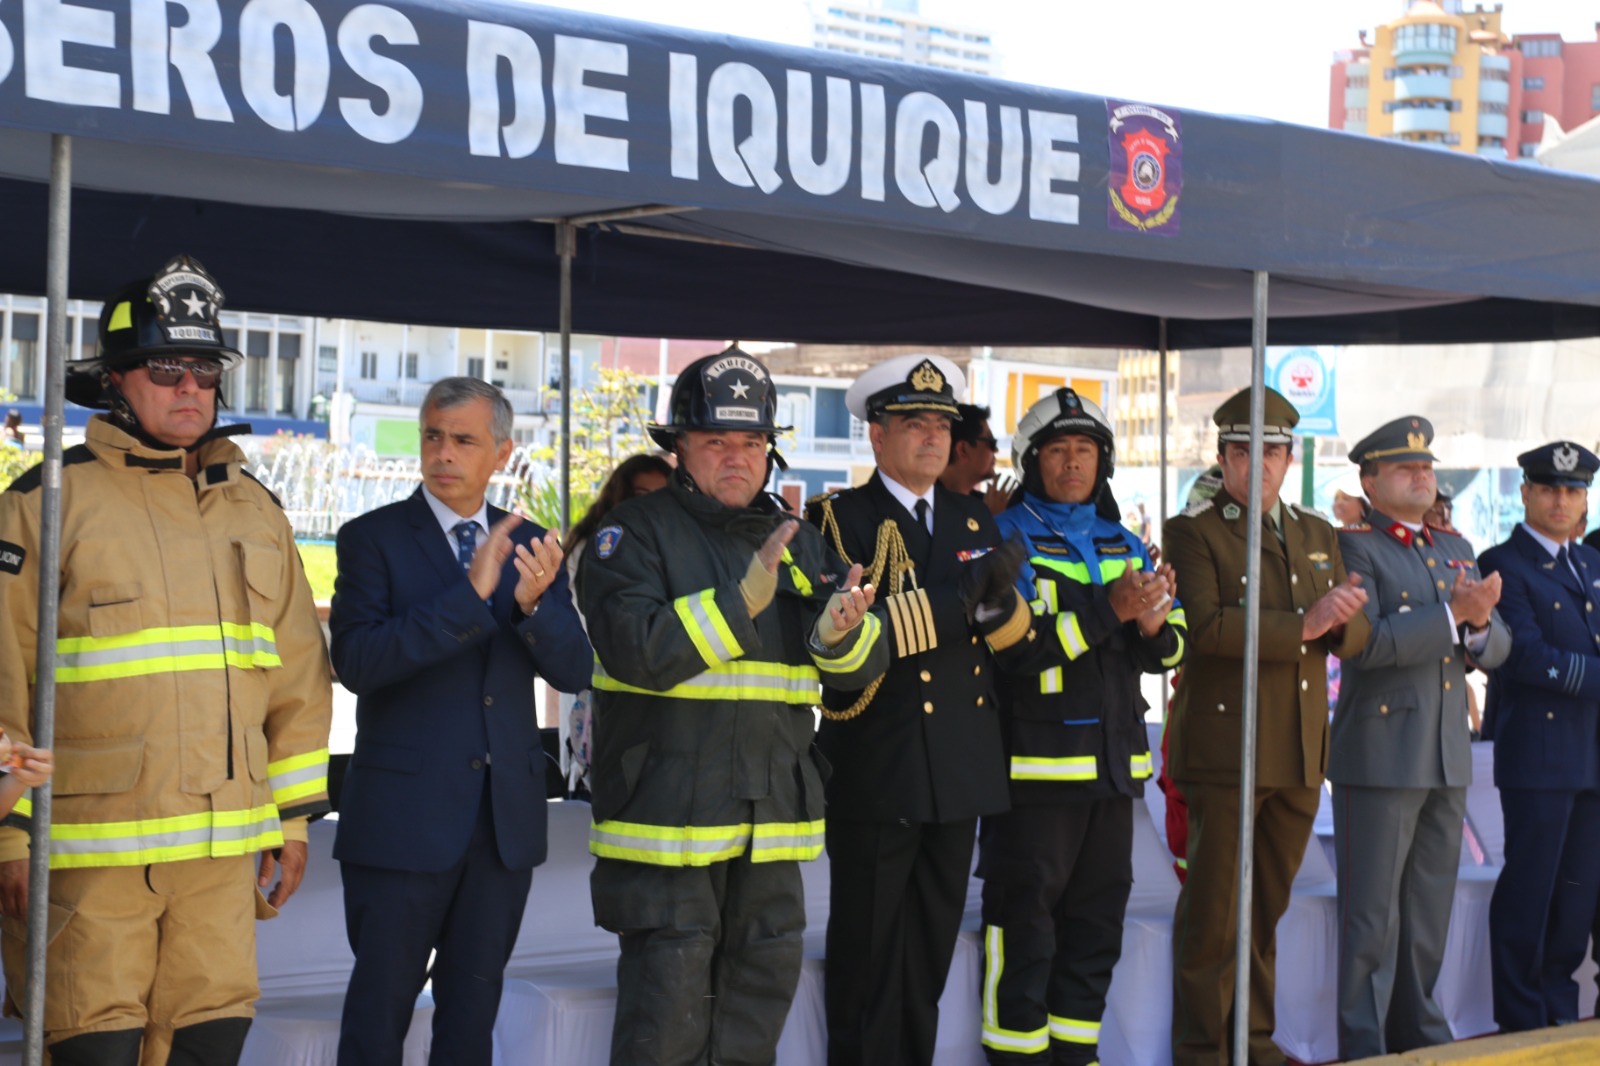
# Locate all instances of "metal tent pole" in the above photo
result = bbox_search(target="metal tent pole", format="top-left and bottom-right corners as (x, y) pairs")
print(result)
(1231, 271), (1269, 1066)
(1158, 318), (1169, 532)
(557, 223), (574, 530)
(25, 132), (71, 1066)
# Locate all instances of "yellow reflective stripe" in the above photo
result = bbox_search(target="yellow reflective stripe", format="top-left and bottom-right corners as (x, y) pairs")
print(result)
(1041, 666), (1063, 695)
(1038, 581), (1064, 693)
(1011, 755), (1098, 781)
(268, 748), (330, 806)
(55, 622), (279, 682)
(1057, 612), (1089, 661)
(674, 589), (736, 668)
(1099, 557), (1138, 582)
(749, 819), (826, 862)
(589, 819), (751, 866)
(1161, 625), (1186, 669)
(814, 613), (882, 675)
(781, 548), (813, 596)
(982, 924), (1050, 1053)
(1032, 557), (1091, 584)
(1130, 752), (1154, 780)
(47, 804), (284, 869)
(1048, 1015), (1101, 1044)
(11, 794), (31, 819)
(592, 657), (820, 704)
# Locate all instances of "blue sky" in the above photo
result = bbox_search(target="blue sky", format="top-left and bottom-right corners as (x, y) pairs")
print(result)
(530, 1), (1600, 127)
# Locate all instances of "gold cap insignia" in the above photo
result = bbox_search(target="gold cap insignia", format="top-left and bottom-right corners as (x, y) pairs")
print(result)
(966, 517), (980, 531)
(1406, 431), (1426, 451)
(910, 359), (945, 394)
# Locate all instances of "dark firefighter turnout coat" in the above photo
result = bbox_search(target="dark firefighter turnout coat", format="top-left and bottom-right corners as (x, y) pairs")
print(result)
(577, 478), (887, 867)
(992, 496), (1187, 802)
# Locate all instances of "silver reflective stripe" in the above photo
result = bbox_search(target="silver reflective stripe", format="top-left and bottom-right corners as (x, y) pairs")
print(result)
(684, 593), (740, 663)
(57, 637), (223, 671)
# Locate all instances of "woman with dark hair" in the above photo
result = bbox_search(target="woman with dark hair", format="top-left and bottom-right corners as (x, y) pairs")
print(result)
(559, 452), (673, 793)
(562, 452), (673, 556)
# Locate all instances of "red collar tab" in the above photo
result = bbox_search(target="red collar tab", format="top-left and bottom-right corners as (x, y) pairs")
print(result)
(1386, 522), (1413, 547)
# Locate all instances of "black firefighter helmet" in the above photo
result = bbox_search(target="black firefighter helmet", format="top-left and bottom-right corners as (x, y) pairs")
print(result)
(648, 346), (791, 450)
(66, 254), (244, 410)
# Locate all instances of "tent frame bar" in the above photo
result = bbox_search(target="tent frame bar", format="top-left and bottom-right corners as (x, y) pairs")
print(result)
(26, 132), (71, 1066)
(1231, 270), (1270, 1066)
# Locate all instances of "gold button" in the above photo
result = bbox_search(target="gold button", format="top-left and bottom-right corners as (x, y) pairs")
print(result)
(1240, 575), (1247, 584)
(1301, 679), (1308, 691)
(920, 670), (932, 682)
(1297, 607), (1305, 615)
(976, 696), (985, 707)
(1026, 631), (1036, 641)
(923, 701), (934, 714)
(1427, 558), (1436, 568)
(1401, 591), (1409, 599)
(1555, 602), (1562, 610)
(1443, 656), (1452, 664)
(1436, 580), (1445, 589)
(1380, 705), (1389, 714)
(1588, 603), (1594, 613)
(973, 665), (981, 676)
(971, 635), (979, 645)
(1444, 681), (1452, 691)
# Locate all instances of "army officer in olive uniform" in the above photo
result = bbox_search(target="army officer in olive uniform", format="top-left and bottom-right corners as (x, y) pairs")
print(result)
(806, 354), (1027, 1066)
(1164, 387), (1371, 1066)
(1329, 416), (1510, 1060)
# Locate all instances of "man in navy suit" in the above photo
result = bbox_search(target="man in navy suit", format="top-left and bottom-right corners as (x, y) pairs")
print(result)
(331, 377), (590, 1064)
(1478, 440), (1600, 1033)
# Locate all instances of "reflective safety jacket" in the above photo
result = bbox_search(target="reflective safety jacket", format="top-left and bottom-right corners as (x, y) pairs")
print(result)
(991, 495), (1187, 802)
(577, 479), (886, 867)
(0, 417), (333, 868)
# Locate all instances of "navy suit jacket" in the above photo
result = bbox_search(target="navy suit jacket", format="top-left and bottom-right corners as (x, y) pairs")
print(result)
(329, 490), (591, 872)
(1478, 526), (1600, 791)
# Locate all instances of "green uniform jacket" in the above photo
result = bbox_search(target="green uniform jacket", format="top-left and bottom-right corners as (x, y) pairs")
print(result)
(578, 479), (886, 867)
(1163, 489), (1371, 789)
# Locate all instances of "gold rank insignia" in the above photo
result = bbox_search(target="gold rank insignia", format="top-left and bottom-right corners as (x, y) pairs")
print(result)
(966, 517), (980, 531)
(1307, 552), (1328, 563)
(911, 359), (945, 393)
(1406, 431), (1426, 452)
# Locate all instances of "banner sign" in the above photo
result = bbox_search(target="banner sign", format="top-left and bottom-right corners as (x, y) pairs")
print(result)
(0, 0), (1181, 250)
(1267, 345), (1339, 436)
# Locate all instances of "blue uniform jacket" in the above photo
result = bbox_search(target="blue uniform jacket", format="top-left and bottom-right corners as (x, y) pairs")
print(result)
(1478, 526), (1600, 790)
(329, 490), (592, 872)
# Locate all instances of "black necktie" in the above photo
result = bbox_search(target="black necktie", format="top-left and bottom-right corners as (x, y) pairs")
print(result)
(915, 499), (931, 535)
(1556, 545), (1581, 590)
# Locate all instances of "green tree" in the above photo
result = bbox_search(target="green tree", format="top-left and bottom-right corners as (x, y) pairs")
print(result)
(516, 368), (656, 532)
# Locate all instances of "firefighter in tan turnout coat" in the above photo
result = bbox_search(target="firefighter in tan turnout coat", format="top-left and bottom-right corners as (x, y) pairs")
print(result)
(0, 256), (332, 1065)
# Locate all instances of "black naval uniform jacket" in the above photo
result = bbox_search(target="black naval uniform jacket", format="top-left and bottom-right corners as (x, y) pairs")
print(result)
(805, 474), (1010, 824)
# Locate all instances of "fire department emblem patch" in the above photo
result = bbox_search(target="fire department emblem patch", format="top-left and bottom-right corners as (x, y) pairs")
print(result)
(594, 525), (624, 559)
(1107, 101), (1182, 236)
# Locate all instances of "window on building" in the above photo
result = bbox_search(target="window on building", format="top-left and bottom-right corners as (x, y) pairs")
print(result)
(4, 311), (40, 400)
(1520, 38), (1562, 58)
(1520, 142), (1539, 157)
(359, 350), (379, 379)
(466, 356), (485, 379)
(244, 330), (270, 412)
(1523, 75), (1545, 90)
(276, 332), (300, 415)
(1394, 23), (1457, 56)
(1347, 74), (1368, 89)
(1522, 109), (1544, 125)
(402, 352), (418, 379)
(317, 344), (337, 374)
(1593, 84), (1600, 111)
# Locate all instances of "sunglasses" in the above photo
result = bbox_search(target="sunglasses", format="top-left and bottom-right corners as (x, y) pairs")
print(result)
(977, 436), (1000, 451)
(142, 357), (224, 389)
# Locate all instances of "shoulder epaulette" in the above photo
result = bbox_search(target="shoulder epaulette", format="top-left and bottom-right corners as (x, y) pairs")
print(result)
(3, 444), (94, 495)
(240, 469), (285, 509)
(1179, 498), (1214, 518)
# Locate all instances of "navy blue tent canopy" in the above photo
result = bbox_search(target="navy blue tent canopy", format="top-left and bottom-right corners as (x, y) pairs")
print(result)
(1, 0), (1599, 344)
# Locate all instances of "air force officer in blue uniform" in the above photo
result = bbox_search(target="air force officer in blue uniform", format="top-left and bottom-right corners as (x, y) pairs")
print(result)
(1478, 441), (1600, 1033)
(330, 378), (591, 1064)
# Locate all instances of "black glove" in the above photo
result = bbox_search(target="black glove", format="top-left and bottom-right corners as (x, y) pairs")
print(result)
(958, 536), (1026, 619)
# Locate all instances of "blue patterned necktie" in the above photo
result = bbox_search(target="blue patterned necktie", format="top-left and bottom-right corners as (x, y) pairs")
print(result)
(452, 520), (478, 572)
